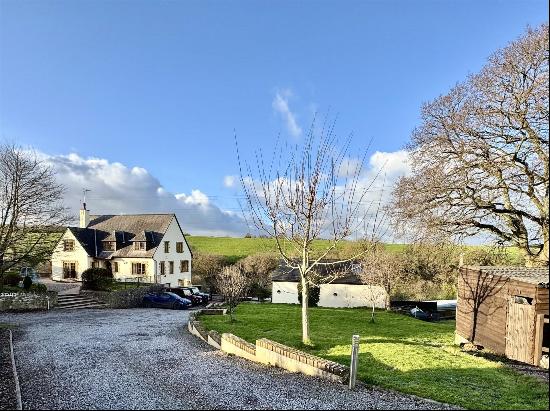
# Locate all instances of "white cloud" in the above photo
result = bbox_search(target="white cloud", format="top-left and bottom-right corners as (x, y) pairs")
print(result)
(43, 152), (250, 236)
(272, 89), (302, 138)
(223, 175), (236, 188)
(337, 157), (363, 178)
(368, 150), (411, 177)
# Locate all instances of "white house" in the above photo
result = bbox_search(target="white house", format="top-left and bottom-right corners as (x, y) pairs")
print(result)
(51, 204), (193, 287)
(271, 262), (388, 309)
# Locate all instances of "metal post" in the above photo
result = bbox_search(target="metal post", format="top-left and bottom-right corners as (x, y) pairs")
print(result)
(349, 334), (360, 390)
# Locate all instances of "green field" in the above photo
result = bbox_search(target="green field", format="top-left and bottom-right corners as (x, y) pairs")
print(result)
(200, 304), (548, 410)
(186, 236), (406, 263)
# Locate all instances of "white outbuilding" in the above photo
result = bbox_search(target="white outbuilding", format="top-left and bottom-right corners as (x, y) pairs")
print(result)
(271, 262), (388, 309)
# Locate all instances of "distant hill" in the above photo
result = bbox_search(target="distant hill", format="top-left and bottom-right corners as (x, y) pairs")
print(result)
(185, 236), (407, 263)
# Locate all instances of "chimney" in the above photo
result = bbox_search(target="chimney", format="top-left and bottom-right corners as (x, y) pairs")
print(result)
(80, 202), (90, 228)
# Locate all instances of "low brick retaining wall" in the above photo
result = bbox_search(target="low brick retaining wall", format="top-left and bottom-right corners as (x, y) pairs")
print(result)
(189, 310), (350, 384)
(256, 338), (349, 383)
(81, 284), (164, 308)
(221, 333), (257, 362)
(0, 291), (57, 312)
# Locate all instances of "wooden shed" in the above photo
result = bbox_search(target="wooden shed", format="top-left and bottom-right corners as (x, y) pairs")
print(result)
(456, 266), (549, 366)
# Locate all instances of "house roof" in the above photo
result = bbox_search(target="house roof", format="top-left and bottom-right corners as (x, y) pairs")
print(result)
(68, 214), (175, 258)
(271, 261), (365, 285)
(465, 266), (549, 288)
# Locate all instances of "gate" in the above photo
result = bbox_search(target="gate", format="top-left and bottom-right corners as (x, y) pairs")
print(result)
(505, 299), (536, 364)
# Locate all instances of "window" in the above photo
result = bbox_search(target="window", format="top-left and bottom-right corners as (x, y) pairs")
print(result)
(92, 261), (100, 268)
(176, 242), (184, 253)
(132, 263), (146, 275)
(180, 260), (189, 273)
(62, 262), (76, 278)
(63, 240), (75, 252)
(164, 241), (170, 253)
(134, 241), (146, 251)
(159, 261), (165, 275)
(103, 241), (116, 251)
(169, 261), (174, 274)
(113, 262), (119, 273)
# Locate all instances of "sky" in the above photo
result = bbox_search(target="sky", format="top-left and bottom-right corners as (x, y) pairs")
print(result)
(0, 0), (548, 236)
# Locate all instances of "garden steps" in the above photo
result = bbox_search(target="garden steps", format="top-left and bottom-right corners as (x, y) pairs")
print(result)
(56, 293), (107, 310)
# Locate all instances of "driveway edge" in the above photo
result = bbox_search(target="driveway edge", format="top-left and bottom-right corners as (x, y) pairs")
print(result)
(8, 329), (23, 411)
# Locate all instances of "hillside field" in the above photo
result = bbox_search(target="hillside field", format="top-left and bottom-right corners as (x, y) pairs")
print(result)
(187, 236), (404, 263)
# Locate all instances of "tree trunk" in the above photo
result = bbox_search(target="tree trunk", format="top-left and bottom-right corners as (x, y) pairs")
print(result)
(300, 274), (311, 345)
(470, 306), (478, 343)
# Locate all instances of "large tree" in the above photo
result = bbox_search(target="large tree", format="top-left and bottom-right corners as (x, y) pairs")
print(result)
(239, 118), (384, 344)
(0, 144), (69, 285)
(393, 24), (549, 267)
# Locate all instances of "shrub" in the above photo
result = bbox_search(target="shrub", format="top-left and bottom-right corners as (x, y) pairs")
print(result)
(81, 267), (113, 291)
(297, 282), (320, 307)
(240, 253), (278, 300)
(3, 272), (21, 287)
(192, 253), (231, 293)
(30, 283), (48, 293)
(248, 283), (272, 301)
(23, 275), (32, 290)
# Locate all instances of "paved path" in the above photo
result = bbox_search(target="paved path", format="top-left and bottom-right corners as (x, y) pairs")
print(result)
(4, 309), (452, 410)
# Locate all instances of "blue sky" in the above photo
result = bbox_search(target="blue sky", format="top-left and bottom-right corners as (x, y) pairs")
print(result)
(0, 0), (548, 235)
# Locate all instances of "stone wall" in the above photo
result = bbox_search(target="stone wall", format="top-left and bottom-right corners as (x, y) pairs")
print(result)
(0, 291), (57, 312)
(81, 284), (164, 308)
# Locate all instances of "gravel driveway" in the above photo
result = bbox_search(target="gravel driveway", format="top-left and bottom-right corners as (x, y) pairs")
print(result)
(4, 309), (452, 410)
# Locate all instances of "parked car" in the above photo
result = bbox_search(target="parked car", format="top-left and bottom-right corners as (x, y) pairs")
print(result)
(143, 292), (192, 309)
(186, 286), (211, 303)
(168, 287), (203, 306)
(19, 267), (40, 281)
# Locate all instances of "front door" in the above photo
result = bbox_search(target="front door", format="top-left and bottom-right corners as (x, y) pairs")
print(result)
(63, 262), (77, 279)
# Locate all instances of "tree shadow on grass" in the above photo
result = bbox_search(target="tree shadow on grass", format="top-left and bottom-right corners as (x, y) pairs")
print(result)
(324, 349), (548, 410)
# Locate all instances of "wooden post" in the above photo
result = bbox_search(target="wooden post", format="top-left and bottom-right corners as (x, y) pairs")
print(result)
(533, 314), (544, 366)
(349, 335), (360, 390)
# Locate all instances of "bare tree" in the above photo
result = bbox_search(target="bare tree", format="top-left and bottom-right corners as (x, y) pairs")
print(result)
(240, 252), (279, 300)
(0, 144), (69, 287)
(238, 117), (385, 344)
(191, 252), (231, 292)
(215, 265), (249, 321)
(360, 244), (404, 314)
(392, 24), (549, 267)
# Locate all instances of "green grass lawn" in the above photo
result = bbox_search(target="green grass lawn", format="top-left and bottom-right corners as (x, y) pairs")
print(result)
(186, 236), (407, 263)
(200, 303), (548, 410)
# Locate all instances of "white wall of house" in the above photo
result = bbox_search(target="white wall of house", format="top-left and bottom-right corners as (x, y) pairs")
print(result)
(51, 229), (92, 281)
(272, 282), (300, 304)
(110, 257), (155, 283)
(271, 281), (388, 309)
(152, 217), (192, 287)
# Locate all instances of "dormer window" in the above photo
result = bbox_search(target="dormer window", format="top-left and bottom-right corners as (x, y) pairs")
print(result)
(134, 241), (146, 251)
(103, 241), (116, 251)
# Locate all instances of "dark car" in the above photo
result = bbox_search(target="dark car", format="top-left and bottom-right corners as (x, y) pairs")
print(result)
(185, 286), (211, 303)
(143, 292), (192, 309)
(168, 287), (203, 306)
